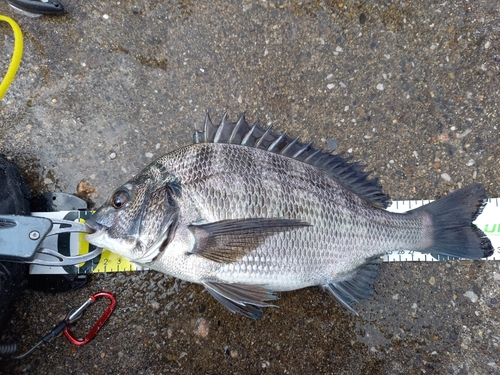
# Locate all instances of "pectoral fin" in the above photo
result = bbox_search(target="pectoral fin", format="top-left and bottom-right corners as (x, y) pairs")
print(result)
(188, 218), (310, 263)
(203, 281), (278, 319)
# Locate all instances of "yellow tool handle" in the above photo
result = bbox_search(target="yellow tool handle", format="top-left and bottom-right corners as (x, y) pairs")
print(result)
(0, 15), (23, 101)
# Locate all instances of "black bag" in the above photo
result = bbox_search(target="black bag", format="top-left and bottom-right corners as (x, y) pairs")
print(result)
(0, 155), (30, 332)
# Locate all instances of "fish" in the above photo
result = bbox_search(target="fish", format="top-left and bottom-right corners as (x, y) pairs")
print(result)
(85, 112), (494, 319)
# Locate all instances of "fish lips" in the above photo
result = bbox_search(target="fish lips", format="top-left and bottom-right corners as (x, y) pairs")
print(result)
(84, 218), (107, 246)
(85, 218), (100, 233)
(84, 218), (140, 253)
(85, 218), (109, 238)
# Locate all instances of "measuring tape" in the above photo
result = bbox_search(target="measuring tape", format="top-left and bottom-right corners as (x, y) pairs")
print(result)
(29, 198), (500, 275)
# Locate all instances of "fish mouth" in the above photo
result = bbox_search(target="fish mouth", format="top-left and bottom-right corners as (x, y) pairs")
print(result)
(84, 218), (101, 234)
(84, 218), (107, 244)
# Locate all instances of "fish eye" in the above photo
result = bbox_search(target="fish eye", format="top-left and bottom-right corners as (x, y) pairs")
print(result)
(111, 190), (129, 209)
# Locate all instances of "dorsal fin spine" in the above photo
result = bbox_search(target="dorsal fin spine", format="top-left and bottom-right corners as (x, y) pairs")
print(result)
(304, 148), (321, 162)
(203, 110), (214, 143)
(255, 126), (272, 148)
(268, 132), (286, 152)
(220, 112), (229, 126)
(214, 113), (227, 143)
(194, 113), (390, 208)
(230, 114), (247, 143)
(241, 124), (257, 146)
(293, 142), (311, 158)
(280, 136), (300, 155)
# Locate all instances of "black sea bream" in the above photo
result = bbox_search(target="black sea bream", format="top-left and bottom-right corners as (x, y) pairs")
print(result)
(85, 113), (493, 319)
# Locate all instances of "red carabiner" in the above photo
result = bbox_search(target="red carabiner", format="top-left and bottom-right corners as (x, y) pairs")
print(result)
(63, 292), (116, 346)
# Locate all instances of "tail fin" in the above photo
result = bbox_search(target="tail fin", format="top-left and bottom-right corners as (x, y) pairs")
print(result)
(412, 183), (493, 259)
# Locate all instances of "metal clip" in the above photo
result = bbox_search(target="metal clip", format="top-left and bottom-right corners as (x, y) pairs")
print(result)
(63, 292), (116, 346)
(0, 291), (116, 359)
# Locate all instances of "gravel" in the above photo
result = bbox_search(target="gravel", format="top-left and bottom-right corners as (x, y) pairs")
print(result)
(1, 0), (499, 373)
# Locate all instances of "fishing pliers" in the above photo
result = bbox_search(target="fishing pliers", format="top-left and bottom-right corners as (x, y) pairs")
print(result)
(0, 213), (100, 266)
(6, 0), (65, 15)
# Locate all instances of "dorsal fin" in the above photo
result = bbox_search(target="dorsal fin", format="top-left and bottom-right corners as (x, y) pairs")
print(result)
(194, 111), (390, 208)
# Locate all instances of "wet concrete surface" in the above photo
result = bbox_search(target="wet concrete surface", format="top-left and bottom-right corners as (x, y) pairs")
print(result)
(1, 0), (499, 373)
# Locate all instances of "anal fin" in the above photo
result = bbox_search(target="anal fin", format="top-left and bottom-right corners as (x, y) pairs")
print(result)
(322, 257), (381, 315)
(203, 281), (278, 320)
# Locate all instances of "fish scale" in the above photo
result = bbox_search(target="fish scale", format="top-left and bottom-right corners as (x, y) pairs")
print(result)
(85, 112), (493, 319)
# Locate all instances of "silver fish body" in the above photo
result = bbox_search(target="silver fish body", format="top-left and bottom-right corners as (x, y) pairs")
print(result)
(138, 142), (426, 286)
(86, 113), (493, 318)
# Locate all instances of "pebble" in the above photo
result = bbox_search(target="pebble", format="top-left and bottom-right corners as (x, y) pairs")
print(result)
(150, 301), (160, 310)
(109, 151), (117, 160)
(327, 83), (335, 90)
(193, 318), (209, 338)
(44, 178), (53, 184)
(327, 138), (337, 151)
(376, 83), (384, 91)
(429, 276), (436, 285)
(77, 180), (95, 198)
(145, 152), (154, 158)
(441, 173), (451, 182)
(466, 159), (474, 166)
(464, 291), (478, 303)
(456, 129), (472, 138)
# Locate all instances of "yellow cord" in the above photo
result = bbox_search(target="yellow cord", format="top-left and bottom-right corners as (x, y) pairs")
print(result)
(0, 15), (23, 101)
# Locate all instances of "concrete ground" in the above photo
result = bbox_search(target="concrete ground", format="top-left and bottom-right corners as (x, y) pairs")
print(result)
(1, 0), (499, 373)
